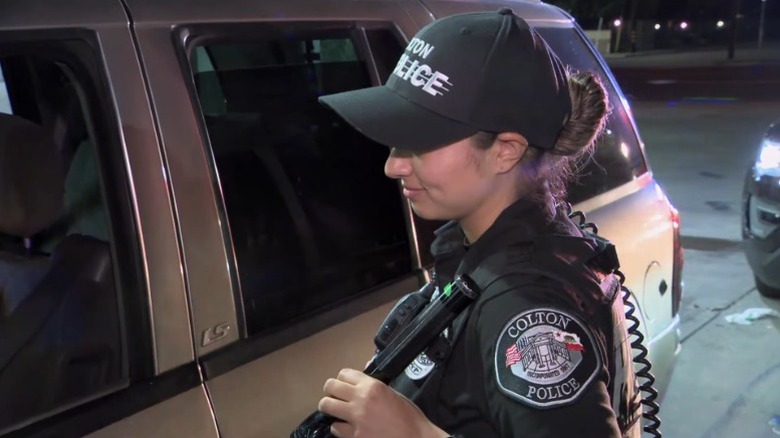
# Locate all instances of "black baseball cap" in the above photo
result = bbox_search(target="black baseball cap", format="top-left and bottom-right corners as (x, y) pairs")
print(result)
(318, 8), (572, 152)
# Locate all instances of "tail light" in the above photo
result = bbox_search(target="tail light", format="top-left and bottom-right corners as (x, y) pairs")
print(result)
(670, 205), (684, 316)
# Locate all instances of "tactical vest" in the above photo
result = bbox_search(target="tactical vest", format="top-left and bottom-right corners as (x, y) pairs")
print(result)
(386, 231), (643, 437)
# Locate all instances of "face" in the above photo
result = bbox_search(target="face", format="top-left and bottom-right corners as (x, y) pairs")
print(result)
(384, 137), (502, 224)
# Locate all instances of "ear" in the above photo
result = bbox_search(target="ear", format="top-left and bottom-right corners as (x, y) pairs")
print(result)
(492, 132), (529, 174)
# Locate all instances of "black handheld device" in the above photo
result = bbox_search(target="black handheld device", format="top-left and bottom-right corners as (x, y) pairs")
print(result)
(290, 274), (481, 438)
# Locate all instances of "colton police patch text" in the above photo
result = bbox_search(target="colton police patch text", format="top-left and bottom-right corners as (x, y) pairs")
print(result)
(494, 307), (600, 409)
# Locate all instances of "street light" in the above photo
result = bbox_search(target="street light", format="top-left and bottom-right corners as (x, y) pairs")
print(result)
(612, 19), (623, 53)
(654, 23), (661, 30)
(680, 21), (689, 30)
(717, 20), (725, 28)
(759, 0), (767, 49)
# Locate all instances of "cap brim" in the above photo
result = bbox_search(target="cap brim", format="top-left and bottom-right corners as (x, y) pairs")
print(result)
(318, 86), (478, 151)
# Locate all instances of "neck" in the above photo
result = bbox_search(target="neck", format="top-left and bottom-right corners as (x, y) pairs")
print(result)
(459, 189), (520, 243)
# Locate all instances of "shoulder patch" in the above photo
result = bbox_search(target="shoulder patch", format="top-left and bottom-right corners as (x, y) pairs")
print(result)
(494, 308), (600, 409)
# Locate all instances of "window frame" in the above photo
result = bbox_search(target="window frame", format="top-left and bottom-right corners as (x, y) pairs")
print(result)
(0, 29), (165, 436)
(173, 21), (425, 377)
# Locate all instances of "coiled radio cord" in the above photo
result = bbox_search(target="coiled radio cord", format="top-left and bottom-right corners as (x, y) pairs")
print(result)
(617, 270), (663, 438)
(569, 208), (663, 437)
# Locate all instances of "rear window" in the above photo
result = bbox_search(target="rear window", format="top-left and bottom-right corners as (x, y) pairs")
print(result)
(536, 27), (648, 204)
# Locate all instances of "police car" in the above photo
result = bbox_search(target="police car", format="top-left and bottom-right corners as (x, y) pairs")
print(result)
(0, 0), (682, 436)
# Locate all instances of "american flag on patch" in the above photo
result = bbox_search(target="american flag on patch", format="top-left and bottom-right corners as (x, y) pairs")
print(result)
(505, 343), (522, 367)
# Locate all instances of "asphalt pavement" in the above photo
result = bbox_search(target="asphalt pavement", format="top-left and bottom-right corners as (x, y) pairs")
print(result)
(604, 43), (780, 69)
(606, 43), (780, 102)
(603, 45), (780, 437)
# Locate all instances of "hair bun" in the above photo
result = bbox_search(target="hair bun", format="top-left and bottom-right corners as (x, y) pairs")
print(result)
(553, 71), (609, 158)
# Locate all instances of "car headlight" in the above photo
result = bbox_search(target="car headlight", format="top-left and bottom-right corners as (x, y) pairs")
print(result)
(756, 139), (780, 178)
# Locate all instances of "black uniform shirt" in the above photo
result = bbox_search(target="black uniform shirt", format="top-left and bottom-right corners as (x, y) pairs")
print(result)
(389, 199), (623, 437)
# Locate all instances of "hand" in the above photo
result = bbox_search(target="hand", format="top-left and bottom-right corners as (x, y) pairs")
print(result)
(318, 368), (449, 438)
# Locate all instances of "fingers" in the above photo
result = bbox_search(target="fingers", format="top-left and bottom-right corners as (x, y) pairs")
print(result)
(329, 420), (355, 438)
(333, 369), (389, 404)
(318, 396), (353, 423)
(323, 377), (356, 402)
(319, 368), (386, 434)
(336, 368), (365, 385)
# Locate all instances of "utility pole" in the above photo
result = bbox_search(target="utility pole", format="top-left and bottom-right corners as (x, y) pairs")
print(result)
(596, 16), (605, 53)
(728, 0), (742, 59)
(759, 0), (767, 49)
(629, 0), (640, 52)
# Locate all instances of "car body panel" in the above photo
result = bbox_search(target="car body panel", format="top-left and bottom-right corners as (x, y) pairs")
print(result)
(97, 21), (197, 377)
(0, 0), (127, 30)
(87, 386), (218, 438)
(205, 279), (416, 437)
(123, 0), (424, 36)
(577, 175), (681, 400)
(132, 23), (243, 357)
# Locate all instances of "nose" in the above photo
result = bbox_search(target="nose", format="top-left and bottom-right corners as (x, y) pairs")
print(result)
(384, 148), (412, 179)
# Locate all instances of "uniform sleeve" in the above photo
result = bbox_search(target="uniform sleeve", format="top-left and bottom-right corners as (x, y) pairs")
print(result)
(471, 284), (621, 438)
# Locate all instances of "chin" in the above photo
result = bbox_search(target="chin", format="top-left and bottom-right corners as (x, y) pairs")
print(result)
(410, 204), (452, 221)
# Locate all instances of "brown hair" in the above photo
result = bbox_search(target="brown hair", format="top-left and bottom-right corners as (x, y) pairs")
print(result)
(472, 69), (609, 217)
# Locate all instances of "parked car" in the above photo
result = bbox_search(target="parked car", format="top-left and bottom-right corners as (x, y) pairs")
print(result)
(742, 119), (780, 298)
(0, 0), (682, 436)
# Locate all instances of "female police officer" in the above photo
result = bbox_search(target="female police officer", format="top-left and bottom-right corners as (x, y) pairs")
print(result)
(314, 8), (641, 438)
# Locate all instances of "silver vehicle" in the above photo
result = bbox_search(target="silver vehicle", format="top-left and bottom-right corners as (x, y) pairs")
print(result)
(0, 0), (682, 436)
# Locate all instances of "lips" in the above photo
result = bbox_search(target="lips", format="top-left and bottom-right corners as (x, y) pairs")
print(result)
(402, 184), (425, 200)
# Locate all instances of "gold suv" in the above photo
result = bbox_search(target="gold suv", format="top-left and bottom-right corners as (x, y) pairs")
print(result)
(0, 0), (682, 436)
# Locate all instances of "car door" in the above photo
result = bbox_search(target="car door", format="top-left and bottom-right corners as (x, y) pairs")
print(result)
(0, 1), (215, 437)
(125, 0), (435, 436)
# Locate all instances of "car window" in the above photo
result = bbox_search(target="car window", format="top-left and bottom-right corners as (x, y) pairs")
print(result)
(0, 64), (11, 114)
(535, 27), (648, 205)
(362, 27), (442, 267)
(188, 28), (412, 336)
(0, 47), (131, 432)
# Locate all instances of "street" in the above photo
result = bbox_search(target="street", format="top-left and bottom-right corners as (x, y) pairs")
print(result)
(609, 48), (780, 437)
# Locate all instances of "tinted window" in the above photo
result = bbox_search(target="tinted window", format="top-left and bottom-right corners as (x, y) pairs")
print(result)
(189, 28), (412, 336)
(0, 50), (126, 431)
(536, 27), (648, 204)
